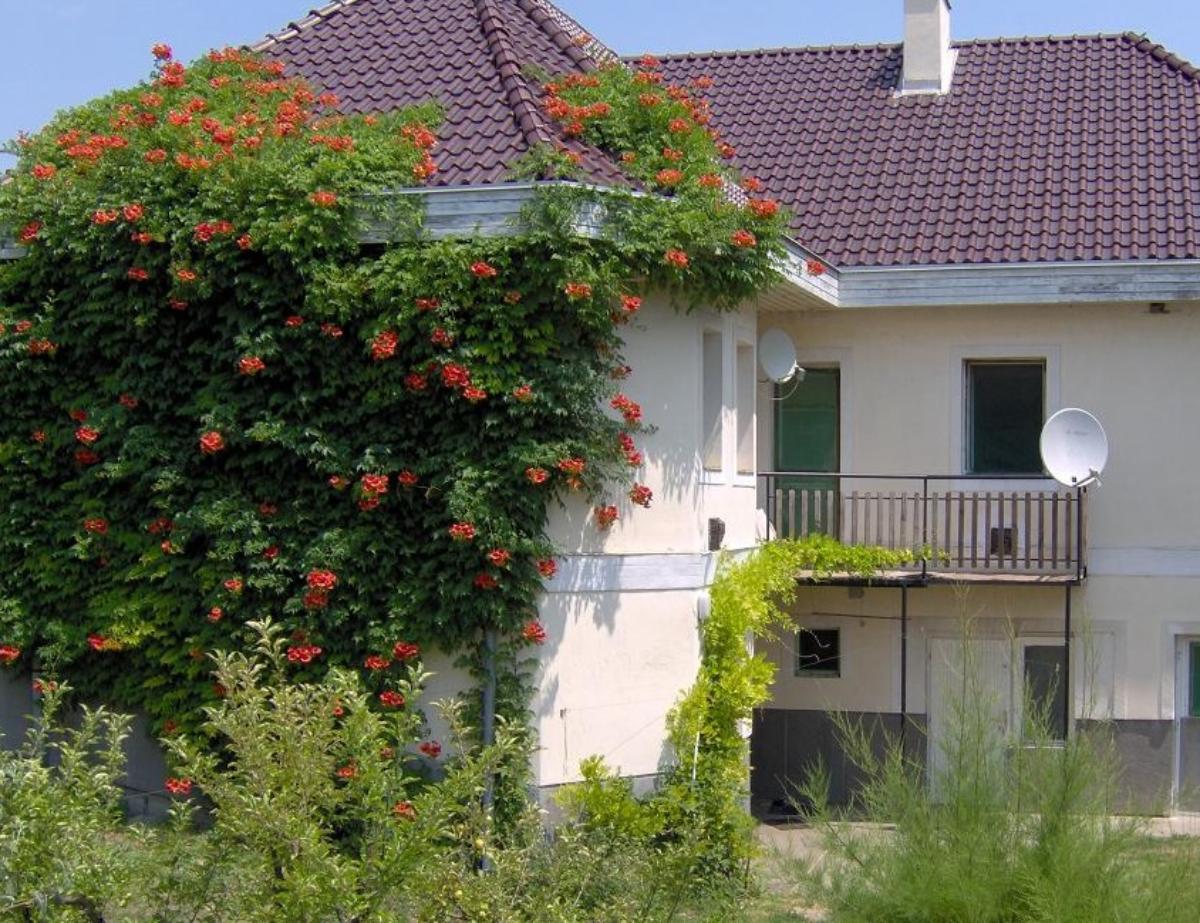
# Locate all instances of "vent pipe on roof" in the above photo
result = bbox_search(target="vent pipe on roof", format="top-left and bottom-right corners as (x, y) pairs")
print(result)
(900, 0), (956, 94)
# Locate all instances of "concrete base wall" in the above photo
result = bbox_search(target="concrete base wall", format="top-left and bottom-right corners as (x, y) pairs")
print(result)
(751, 708), (927, 817)
(754, 709), (1181, 817)
(1078, 719), (1176, 815)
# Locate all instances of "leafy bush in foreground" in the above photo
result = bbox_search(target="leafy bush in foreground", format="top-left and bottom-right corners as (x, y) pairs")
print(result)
(0, 686), (141, 921)
(0, 622), (746, 922)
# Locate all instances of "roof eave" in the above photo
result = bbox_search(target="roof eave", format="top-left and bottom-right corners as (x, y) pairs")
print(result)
(835, 258), (1200, 308)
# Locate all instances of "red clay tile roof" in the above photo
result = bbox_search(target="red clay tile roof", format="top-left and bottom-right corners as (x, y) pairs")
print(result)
(255, 0), (625, 187)
(655, 34), (1200, 267)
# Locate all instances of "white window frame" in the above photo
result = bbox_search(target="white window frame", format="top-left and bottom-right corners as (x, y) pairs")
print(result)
(700, 314), (759, 486)
(1014, 636), (1071, 743)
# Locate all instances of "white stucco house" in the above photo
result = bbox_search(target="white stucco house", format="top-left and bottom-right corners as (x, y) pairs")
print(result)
(5, 0), (1200, 816)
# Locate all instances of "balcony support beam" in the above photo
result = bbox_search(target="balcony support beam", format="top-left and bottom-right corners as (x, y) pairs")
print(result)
(1063, 583), (1072, 740)
(900, 583), (909, 752)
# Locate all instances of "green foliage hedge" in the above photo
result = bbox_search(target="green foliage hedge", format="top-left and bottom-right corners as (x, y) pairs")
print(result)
(0, 48), (787, 730)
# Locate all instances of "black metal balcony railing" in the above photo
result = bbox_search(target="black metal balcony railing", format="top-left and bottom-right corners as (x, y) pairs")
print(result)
(758, 472), (1087, 582)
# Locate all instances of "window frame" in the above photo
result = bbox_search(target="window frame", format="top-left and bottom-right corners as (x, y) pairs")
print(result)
(699, 315), (757, 486)
(1018, 639), (1069, 743)
(948, 345), (1060, 480)
(1190, 642), (1200, 718)
(964, 359), (1047, 476)
(700, 325), (725, 476)
(734, 336), (757, 479)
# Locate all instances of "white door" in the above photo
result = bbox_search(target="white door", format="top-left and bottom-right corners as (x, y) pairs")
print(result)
(927, 637), (1012, 788)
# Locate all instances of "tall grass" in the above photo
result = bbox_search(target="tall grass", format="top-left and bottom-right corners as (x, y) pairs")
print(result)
(796, 624), (1200, 923)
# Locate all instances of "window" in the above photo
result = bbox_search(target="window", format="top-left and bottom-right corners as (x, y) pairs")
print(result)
(989, 527), (1015, 557)
(1189, 643), (1200, 717)
(702, 330), (724, 472)
(795, 628), (841, 678)
(1023, 644), (1067, 741)
(735, 341), (755, 475)
(966, 361), (1045, 475)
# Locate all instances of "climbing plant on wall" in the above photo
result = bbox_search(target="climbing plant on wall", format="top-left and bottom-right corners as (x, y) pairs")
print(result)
(0, 48), (788, 731)
(661, 536), (914, 873)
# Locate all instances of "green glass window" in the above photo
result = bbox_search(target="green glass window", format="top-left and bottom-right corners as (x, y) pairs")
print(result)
(774, 368), (839, 536)
(775, 368), (839, 473)
(966, 361), (1045, 475)
(1190, 643), (1200, 717)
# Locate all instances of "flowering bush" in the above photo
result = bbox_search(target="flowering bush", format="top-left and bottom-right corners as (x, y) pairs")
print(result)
(0, 46), (785, 736)
(529, 56), (789, 305)
(147, 619), (467, 920)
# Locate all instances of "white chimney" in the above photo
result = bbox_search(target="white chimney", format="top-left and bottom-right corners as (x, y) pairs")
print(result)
(901, 0), (956, 95)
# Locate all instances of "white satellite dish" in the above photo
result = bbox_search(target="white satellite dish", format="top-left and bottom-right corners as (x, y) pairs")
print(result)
(758, 328), (799, 384)
(1040, 408), (1109, 488)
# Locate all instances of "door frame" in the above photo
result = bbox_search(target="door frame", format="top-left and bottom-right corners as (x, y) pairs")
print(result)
(1173, 636), (1200, 809)
(925, 633), (1015, 781)
(926, 632), (1076, 776)
(773, 363), (841, 536)
(759, 346), (854, 480)
(1013, 636), (1071, 743)
(772, 363), (841, 474)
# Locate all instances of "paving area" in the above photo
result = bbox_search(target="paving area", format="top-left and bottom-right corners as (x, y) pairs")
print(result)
(757, 822), (829, 864)
(1144, 813), (1200, 837)
(752, 816), (1200, 922)
(760, 813), (1200, 854)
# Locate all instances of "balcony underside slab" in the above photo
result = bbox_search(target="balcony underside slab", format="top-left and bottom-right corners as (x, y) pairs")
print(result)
(795, 569), (1083, 588)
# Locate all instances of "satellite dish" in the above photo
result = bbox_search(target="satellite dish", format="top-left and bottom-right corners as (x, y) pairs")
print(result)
(1040, 408), (1108, 488)
(758, 328), (799, 384)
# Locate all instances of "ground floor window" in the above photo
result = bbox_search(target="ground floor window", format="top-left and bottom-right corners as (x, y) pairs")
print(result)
(795, 628), (841, 678)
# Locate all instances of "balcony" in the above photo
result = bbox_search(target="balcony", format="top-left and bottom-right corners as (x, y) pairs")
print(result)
(759, 472), (1087, 585)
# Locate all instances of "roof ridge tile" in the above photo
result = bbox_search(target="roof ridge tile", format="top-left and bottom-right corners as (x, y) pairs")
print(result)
(251, 0), (367, 51)
(1120, 32), (1200, 82)
(475, 0), (556, 149)
(638, 31), (1198, 65)
(517, 0), (619, 68)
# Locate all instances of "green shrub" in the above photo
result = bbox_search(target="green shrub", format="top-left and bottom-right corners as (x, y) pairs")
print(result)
(0, 623), (753, 921)
(796, 627), (1200, 923)
(555, 755), (662, 842)
(0, 683), (142, 921)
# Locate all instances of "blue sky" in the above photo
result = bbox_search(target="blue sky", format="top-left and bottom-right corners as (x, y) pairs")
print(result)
(2, 0), (1198, 162)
